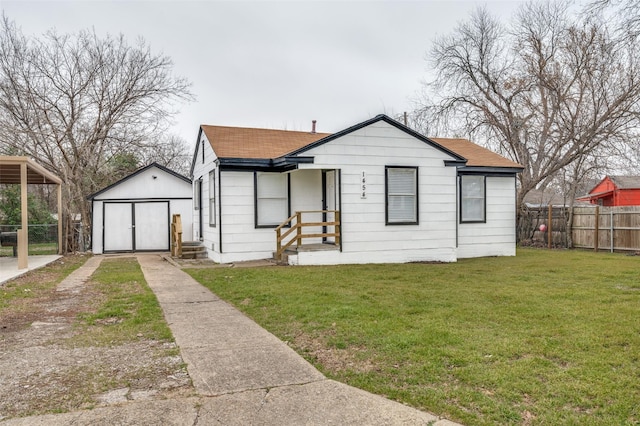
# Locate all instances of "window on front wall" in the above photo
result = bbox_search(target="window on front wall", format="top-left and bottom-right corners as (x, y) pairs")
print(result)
(194, 179), (201, 210)
(209, 170), (216, 227)
(386, 166), (418, 225)
(460, 175), (486, 223)
(255, 172), (290, 227)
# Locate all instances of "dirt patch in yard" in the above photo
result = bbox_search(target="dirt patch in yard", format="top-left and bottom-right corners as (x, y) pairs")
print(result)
(0, 258), (194, 421)
(292, 327), (379, 375)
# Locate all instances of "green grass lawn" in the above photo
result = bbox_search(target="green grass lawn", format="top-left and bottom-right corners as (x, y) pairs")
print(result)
(186, 248), (640, 425)
(0, 242), (58, 256)
(73, 257), (174, 345)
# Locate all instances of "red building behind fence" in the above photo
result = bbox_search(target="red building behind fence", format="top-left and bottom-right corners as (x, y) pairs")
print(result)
(578, 176), (640, 206)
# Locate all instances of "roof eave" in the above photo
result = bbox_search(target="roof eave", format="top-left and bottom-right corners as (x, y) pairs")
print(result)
(218, 157), (310, 172)
(457, 166), (524, 175)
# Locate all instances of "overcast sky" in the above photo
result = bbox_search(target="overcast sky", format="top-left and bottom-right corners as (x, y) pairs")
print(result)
(2, 0), (536, 148)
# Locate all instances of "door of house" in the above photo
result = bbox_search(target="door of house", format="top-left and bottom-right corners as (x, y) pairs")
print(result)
(103, 201), (170, 252)
(322, 170), (338, 243)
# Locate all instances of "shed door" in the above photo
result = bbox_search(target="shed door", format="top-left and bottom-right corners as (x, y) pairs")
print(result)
(134, 202), (170, 250)
(103, 201), (169, 253)
(103, 203), (134, 252)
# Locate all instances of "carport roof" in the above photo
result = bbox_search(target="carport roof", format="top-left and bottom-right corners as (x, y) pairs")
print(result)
(0, 156), (61, 185)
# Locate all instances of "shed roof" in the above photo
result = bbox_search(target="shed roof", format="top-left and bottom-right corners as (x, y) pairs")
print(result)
(609, 176), (640, 189)
(199, 115), (522, 169)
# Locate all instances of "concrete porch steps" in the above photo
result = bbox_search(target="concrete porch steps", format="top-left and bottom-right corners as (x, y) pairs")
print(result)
(181, 241), (208, 259)
(274, 243), (340, 265)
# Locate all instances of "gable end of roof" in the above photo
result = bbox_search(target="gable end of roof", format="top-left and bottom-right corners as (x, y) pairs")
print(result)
(286, 114), (468, 162)
(87, 162), (191, 200)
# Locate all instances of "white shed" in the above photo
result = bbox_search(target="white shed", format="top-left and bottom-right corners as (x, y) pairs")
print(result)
(89, 163), (193, 254)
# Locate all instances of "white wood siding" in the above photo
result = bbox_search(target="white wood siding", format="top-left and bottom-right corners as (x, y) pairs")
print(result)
(457, 176), (517, 258)
(218, 171), (276, 263)
(298, 121), (458, 263)
(94, 167), (191, 200)
(192, 132), (220, 260)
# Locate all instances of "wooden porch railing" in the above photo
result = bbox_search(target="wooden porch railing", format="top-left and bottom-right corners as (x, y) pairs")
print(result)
(171, 214), (183, 257)
(275, 210), (341, 261)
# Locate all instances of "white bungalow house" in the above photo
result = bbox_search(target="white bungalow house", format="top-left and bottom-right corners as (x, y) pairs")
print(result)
(190, 114), (523, 265)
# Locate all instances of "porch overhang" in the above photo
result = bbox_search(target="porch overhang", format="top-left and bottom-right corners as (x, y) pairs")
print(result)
(218, 155), (315, 172)
(456, 166), (524, 176)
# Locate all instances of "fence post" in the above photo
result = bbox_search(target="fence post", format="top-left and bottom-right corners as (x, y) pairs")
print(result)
(594, 205), (599, 252)
(547, 203), (552, 249)
(610, 209), (614, 253)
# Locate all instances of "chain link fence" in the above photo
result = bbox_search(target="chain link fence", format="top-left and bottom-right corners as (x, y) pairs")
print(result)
(0, 224), (59, 257)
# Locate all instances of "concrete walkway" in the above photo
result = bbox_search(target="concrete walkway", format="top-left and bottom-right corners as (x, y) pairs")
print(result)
(2, 254), (462, 425)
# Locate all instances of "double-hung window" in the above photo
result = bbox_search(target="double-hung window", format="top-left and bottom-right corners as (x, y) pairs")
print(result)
(460, 175), (486, 222)
(255, 172), (289, 227)
(386, 166), (418, 224)
(194, 179), (201, 210)
(208, 170), (216, 227)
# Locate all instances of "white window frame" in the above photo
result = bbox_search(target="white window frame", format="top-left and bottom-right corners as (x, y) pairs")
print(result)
(194, 179), (201, 210)
(460, 175), (486, 223)
(254, 172), (290, 228)
(385, 166), (418, 225)
(208, 170), (216, 227)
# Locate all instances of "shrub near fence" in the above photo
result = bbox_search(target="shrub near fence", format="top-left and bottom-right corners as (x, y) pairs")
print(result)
(518, 206), (569, 247)
(572, 206), (640, 252)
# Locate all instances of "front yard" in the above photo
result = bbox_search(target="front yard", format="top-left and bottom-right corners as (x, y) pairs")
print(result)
(186, 248), (640, 425)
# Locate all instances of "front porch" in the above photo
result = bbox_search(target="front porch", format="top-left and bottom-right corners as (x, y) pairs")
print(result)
(275, 210), (341, 263)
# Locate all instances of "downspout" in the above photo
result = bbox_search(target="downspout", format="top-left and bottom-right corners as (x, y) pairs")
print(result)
(456, 174), (460, 248)
(338, 169), (343, 252)
(218, 168), (222, 254)
(58, 184), (63, 255)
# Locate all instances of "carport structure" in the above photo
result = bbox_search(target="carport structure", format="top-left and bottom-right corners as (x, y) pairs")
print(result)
(0, 156), (62, 270)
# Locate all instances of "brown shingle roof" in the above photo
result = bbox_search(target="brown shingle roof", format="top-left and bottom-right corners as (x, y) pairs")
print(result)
(200, 123), (523, 169)
(200, 125), (330, 160)
(431, 138), (523, 169)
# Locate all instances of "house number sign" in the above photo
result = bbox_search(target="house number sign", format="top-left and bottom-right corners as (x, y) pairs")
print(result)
(361, 171), (366, 199)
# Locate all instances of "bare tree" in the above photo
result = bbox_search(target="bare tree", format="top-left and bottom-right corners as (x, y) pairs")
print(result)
(139, 134), (192, 176)
(417, 1), (640, 226)
(587, 0), (640, 39)
(0, 16), (193, 251)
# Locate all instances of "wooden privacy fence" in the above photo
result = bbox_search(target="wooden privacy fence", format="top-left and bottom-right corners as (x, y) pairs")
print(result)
(520, 205), (640, 252)
(572, 206), (640, 252)
(518, 205), (569, 247)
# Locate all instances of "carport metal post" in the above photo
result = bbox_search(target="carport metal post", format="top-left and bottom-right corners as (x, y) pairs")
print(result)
(57, 184), (62, 254)
(18, 162), (28, 269)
